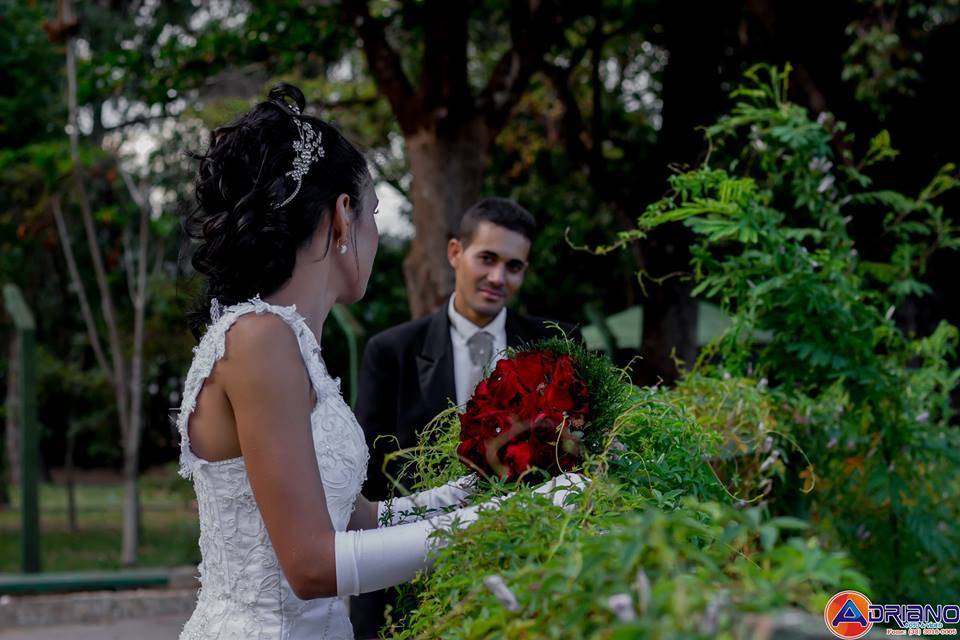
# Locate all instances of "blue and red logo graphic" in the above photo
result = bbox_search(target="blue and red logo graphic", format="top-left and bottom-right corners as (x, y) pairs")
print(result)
(825, 590), (874, 639)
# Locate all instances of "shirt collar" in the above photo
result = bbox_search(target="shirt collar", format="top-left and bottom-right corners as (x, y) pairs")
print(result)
(448, 294), (507, 340)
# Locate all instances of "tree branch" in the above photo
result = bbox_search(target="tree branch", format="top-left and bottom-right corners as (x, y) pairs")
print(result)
(64, 19), (131, 437)
(318, 95), (380, 110)
(126, 165), (150, 480)
(342, 0), (420, 133)
(540, 61), (589, 160)
(589, 12), (605, 182)
(102, 112), (171, 133)
(50, 195), (113, 382)
(419, 0), (471, 116)
(478, 1), (584, 133)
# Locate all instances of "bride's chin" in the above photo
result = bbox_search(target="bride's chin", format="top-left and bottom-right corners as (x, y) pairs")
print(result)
(338, 286), (367, 305)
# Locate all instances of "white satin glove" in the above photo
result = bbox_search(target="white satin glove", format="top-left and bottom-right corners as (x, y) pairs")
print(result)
(335, 472), (589, 596)
(376, 474), (478, 526)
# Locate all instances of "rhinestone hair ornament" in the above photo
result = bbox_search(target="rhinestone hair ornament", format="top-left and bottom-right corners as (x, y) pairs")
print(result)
(272, 101), (325, 209)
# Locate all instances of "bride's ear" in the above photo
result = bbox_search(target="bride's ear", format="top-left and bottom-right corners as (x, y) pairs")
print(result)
(331, 193), (352, 248)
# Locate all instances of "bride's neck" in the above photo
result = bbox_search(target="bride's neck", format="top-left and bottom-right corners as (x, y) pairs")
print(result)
(263, 267), (338, 346)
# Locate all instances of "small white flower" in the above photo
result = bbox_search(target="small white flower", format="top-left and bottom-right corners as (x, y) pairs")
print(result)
(701, 591), (729, 635)
(885, 305), (896, 321)
(915, 411), (930, 423)
(759, 451), (779, 473)
(483, 575), (520, 612)
(817, 175), (835, 193)
(606, 593), (637, 622)
(808, 157), (833, 173)
(634, 570), (651, 614)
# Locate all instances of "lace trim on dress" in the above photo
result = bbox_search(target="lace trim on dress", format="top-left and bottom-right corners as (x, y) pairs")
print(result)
(175, 295), (342, 479)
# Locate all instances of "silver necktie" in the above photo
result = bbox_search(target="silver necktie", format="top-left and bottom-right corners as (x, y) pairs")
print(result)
(466, 330), (494, 394)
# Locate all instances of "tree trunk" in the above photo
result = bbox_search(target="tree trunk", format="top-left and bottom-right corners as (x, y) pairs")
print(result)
(636, 277), (700, 387)
(118, 167), (151, 566)
(121, 445), (141, 564)
(65, 424), (78, 533)
(346, 1), (566, 318)
(638, 1), (730, 385)
(60, 0), (142, 563)
(402, 117), (490, 317)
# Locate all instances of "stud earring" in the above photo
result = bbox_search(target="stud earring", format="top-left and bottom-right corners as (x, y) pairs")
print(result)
(338, 242), (348, 255)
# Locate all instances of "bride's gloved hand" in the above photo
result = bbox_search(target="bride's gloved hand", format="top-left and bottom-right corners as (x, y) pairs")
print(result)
(335, 472), (589, 597)
(377, 474), (478, 526)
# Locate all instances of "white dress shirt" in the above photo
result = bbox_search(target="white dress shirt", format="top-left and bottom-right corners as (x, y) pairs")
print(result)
(448, 294), (508, 406)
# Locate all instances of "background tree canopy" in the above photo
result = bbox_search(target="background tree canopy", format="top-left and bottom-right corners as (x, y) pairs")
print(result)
(1, 0), (958, 592)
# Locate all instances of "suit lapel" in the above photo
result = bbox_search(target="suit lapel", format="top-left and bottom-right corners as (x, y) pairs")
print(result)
(416, 308), (456, 420)
(506, 310), (533, 349)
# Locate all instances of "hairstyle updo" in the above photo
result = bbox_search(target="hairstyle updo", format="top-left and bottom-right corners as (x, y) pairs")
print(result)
(183, 83), (368, 336)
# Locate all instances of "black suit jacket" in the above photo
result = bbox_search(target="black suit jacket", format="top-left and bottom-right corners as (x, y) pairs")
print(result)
(355, 306), (579, 500)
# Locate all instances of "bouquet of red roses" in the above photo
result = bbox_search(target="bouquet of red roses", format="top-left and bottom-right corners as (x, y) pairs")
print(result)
(457, 350), (591, 481)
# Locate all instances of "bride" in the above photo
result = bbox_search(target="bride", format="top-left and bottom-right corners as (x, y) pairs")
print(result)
(175, 83), (586, 639)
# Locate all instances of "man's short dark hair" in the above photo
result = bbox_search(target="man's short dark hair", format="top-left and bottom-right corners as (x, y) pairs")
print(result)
(457, 197), (536, 247)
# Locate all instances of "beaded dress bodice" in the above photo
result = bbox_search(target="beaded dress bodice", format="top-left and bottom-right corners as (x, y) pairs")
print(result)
(176, 297), (369, 639)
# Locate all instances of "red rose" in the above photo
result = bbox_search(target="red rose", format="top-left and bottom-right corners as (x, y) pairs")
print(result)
(458, 350), (590, 481)
(504, 442), (535, 480)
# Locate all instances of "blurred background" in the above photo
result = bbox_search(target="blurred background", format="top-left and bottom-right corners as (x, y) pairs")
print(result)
(1, 0), (957, 578)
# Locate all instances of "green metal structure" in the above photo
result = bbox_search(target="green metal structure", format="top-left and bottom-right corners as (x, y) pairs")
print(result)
(3, 284), (40, 573)
(329, 304), (366, 407)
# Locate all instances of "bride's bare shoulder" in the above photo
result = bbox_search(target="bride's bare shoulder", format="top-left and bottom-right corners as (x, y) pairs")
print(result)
(217, 312), (308, 389)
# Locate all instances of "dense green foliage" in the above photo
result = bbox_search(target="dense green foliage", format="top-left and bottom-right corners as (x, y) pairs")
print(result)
(617, 65), (960, 601)
(383, 360), (862, 638)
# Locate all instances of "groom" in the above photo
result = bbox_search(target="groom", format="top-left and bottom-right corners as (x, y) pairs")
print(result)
(351, 197), (579, 636)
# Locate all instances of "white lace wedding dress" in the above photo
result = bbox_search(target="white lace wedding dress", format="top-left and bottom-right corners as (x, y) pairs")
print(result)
(175, 296), (370, 639)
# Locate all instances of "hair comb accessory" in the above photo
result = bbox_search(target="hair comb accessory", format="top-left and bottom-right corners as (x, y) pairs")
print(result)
(273, 102), (324, 208)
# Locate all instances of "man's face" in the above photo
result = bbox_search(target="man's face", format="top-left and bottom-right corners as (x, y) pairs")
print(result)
(447, 220), (531, 326)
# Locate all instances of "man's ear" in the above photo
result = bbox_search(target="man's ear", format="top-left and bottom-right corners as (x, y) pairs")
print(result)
(447, 237), (463, 268)
(332, 193), (352, 246)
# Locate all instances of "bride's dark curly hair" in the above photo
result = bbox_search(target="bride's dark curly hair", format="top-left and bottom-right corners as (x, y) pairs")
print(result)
(183, 83), (368, 336)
